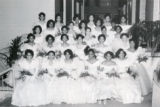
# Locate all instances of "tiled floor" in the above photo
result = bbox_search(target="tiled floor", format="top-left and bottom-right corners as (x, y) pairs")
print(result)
(0, 94), (152, 107)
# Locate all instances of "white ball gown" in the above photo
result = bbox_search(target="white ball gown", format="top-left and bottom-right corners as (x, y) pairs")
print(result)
(114, 58), (143, 104)
(126, 48), (152, 96)
(11, 58), (47, 106)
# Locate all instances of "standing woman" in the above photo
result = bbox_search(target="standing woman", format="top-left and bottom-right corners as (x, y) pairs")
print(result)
(79, 20), (87, 36)
(103, 14), (112, 30)
(67, 22), (76, 44)
(35, 12), (46, 30)
(73, 14), (81, 34)
(114, 49), (143, 104)
(93, 18), (103, 38)
(120, 15), (131, 33)
(87, 14), (96, 36)
(43, 19), (58, 38)
(55, 13), (63, 33)
(12, 49), (47, 106)
(32, 25), (44, 45)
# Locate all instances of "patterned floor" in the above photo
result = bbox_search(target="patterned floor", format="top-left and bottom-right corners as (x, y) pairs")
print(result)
(0, 94), (152, 107)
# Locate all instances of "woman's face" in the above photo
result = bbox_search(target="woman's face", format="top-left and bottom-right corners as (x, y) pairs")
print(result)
(88, 51), (95, 59)
(105, 53), (112, 61)
(102, 28), (107, 34)
(99, 36), (105, 43)
(56, 16), (61, 22)
(48, 52), (55, 59)
(119, 51), (125, 59)
(77, 37), (83, 43)
(62, 36), (68, 42)
(89, 15), (94, 21)
(96, 20), (101, 26)
(105, 16), (111, 22)
(86, 29), (91, 35)
(121, 35), (128, 42)
(81, 23), (86, 28)
(116, 27), (121, 33)
(65, 52), (71, 59)
(49, 22), (54, 28)
(47, 37), (53, 44)
(129, 41), (135, 49)
(62, 28), (68, 34)
(35, 27), (41, 34)
(29, 36), (35, 43)
(39, 15), (45, 21)
(26, 53), (33, 60)
(69, 23), (74, 29)
(121, 17), (126, 23)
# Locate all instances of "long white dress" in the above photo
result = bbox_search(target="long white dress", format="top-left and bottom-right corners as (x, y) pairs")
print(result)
(126, 48), (152, 96)
(114, 58), (143, 104)
(96, 63), (118, 100)
(12, 58), (47, 106)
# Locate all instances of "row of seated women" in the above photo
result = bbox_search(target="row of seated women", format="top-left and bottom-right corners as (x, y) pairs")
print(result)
(5, 12), (152, 106)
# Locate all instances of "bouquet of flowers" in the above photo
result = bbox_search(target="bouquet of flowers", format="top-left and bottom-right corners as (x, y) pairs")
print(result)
(38, 69), (48, 76)
(137, 54), (148, 63)
(37, 51), (46, 57)
(18, 70), (33, 80)
(57, 71), (69, 78)
(80, 72), (90, 78)
(127, 67), (138, 79)
(106, 72), (120, 78)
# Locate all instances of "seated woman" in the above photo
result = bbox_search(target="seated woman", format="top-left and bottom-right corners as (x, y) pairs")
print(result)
(67, 22), (76, 44)
(93, 18), (103, 38)
(96, 51), (119, 104)
(114, 49), (143, 104)
(20, 33), (40, 57)
(87, 14), (96, 35)
(12, 49), (47, 106)
(119, 33), (130, 50)
(119, 15), (132, 33)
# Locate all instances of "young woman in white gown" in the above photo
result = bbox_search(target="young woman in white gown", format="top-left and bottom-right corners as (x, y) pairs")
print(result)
(73, 14), (81, 34)
(96, 51), (119, 104)
(114, 49), (143, 104)
(93, 18), (103, 38)
(12, 49), (47, 106)
(43, 19), (58, 38)
(73, 34), (87, 60)
(93, 34), (113, 60)
(120, 33), (130, 50)
(79, 20), (87, 36)
(126, 39), (152, 96)
(55, 13), (63, 33)
(67, 22), (76, 44)
(120, 15), (131, 33)
(20, 33), (40, 57)
(103, 14), (112, 30)
(35, 12), (46, 30)
(32, 25), (44, 45)
(87, 14), (96, 35)
(41, 34), (57, 53)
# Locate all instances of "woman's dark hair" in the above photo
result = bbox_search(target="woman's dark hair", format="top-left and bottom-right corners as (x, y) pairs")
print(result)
(27, 33), (35, 40)
(120, 33), (129, 39)
(101, 26), (107, 31)
(129, 38), (139, 50)
(39, 12), (45, 17)
(104, 13), (111, 19)
(84, 46), (90, 55)
(115, 25), (123, 32)
(116, 49), (127, 58)
(104, 51), (114, 59)
(55, 13), (62, 22)
(86, 27), (91, 31)
(73, 14), (80, 21)
(95, 18), (103, 26)
(32, 25), (42, 34)
(98, 34), (106, 41)
(64, 49), (74, 59)
(76, 34), (84, 40)
(46, 19), (55, 28)
(79, 20), (87, 29)
(24, 49), (34, 58)
(47, 51), (55, 56)
(61, 25), (69, 31)
(45, 34), (55, 42)
(61, 34), (69, 41)
(87, 48), (96, 58)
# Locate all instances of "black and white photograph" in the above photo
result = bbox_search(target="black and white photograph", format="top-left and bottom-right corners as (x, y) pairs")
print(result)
(0, 0), (160, 107)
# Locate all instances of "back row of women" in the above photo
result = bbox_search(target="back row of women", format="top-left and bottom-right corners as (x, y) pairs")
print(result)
(7, 12), (152, 106)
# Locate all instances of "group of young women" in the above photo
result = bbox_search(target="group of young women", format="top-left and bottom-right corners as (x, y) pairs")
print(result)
(7, 12), (152, 106)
